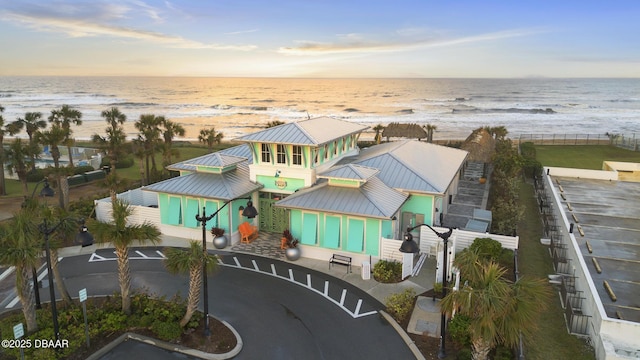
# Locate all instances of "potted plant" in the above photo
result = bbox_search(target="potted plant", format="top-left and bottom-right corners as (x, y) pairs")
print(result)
(210, 227), (227, 249)
(282, 229), (301, 261)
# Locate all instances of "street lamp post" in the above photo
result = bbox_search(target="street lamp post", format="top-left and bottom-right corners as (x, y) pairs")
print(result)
(405, 224), (453, 359)
(26, 178), (56, 309)
(38, 218), (94, 343)
(195, 197), (257, 336)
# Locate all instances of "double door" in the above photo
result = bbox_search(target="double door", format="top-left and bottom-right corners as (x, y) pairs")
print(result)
(258, 193), (289, 233)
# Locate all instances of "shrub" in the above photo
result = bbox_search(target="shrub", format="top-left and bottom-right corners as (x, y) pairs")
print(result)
(385, 288), (416, 323)
(494, 345), (514, 360)
(456, 348), (472, 360)
(26, 168), (53, 182)
(449, 314), (472, 346)
(151, 320), (183, 341)
(72, 165), (96, 175)
(373, 260), (403, 283)
(101, 155), (134, 169)
(470, 237), (503, 262)
(433, 282), (443, 295)
(499, 249), (515, 268)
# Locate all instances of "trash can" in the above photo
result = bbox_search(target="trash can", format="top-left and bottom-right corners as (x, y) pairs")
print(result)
(361, 261), (371, 280)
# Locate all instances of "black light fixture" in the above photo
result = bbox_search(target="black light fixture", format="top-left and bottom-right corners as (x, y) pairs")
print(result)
(399, 228), (420, 253)
(241, 201), (258, 218)
(405, 223), (453, 359)
(76, 220), (94, 247)
(39, 179), (55, 198)
(195, 196), (255, 337)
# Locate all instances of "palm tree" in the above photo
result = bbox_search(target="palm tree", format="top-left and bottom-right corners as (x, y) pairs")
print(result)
(265, 120), (285, 128)
(35, 123), (69, 209)
(372, 124), (385, 144)
(0, 105), (8, 196)
(93, 107), (127, 203)
(0, 210), (41, 332)
(164, 241), (218, 327)
(39, 205), (83, 305)
(440, 250), (550, 360)
(90, 199), (161, 314)
(132, 138), (148, 186)
(198, 128), (222, 152)
(134, 114), (163, 182)
(161, 119), (185, 168)
(10, 112), (47, 171)
(4, 138), (38, 197)
(424, 124), (437, 143)
(49, 105), (82, 167)
(484, 126), (508, 140)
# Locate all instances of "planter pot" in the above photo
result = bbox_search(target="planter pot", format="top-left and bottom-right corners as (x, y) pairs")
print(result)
(479, 177), (487, 184)
(213, 235), (228, 249)
(285, 247), (301, 261)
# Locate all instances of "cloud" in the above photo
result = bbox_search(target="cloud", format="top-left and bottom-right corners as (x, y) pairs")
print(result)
(278, 29), (543, 56)
(0, 1), (255, 51)
(224, 28), (259, 35)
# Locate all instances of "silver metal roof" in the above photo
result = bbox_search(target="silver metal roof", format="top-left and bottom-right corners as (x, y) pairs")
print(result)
(167, 144), (253, 171)
(219, 144), (253, 163)
(144, 162), (262, 200)
(317, 164), (379, 182)
(274, 177), (408, 219)
(352, 140), (468, 194)
(236, 117), (369, 146)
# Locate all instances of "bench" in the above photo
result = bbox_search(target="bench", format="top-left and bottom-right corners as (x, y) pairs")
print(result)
(238, 222), (258, 244)
(329, 254), (352, 273)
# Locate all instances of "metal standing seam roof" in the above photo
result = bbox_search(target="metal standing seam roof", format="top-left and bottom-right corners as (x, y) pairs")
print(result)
(236, 117), (369, 146)
(317, 164), (379, 181)
(274, 177), (409, 219)
(353, 140), (468, 194)
(167, 144), (253, 171)
(143, 162), (262, 200)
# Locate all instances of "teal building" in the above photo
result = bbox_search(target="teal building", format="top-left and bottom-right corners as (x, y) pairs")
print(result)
(141, 117), (468, 262)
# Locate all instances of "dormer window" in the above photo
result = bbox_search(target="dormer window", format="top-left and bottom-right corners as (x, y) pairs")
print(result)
(292, 145), (302, 165)
(276, 144), (286, 164)
(261, 143), (271, 163)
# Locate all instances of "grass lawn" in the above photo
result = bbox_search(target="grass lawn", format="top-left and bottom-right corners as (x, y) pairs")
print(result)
(517, 180), (595, 360)
(535, 145), (640, 169)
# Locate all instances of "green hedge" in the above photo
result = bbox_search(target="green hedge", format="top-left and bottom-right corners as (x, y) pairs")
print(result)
(101, 155), (134, 169)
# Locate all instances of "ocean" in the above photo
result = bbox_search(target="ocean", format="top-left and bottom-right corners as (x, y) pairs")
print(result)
(1, 77), (638, 141)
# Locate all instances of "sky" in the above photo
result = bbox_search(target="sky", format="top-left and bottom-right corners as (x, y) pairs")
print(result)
(0, 0), (639, 78)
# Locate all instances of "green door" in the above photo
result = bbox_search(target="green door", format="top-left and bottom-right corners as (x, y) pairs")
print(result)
(259, 194), (289, 233)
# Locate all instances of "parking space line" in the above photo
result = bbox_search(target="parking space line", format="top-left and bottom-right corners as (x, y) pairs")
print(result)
(222, 255), (378, 319)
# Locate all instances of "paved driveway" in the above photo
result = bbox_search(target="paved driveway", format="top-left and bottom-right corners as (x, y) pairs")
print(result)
(3, 248), (415, 359)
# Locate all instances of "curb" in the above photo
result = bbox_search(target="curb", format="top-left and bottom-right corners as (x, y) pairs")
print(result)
(380, 310), (426, 360)
(85, 319), (243, 360)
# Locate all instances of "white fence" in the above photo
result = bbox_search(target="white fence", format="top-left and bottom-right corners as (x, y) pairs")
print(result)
(380, 226), (518, 262)
(95, 188), (158, 207)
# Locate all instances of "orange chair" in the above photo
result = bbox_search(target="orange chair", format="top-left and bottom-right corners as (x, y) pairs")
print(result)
(239, 222), (258, 244)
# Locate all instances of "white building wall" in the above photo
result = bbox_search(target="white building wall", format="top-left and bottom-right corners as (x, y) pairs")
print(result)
(543, 167), (640, 360)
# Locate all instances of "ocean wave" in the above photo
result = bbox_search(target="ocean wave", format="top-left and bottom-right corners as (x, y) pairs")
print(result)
(211, 104), (233, 110)
(108, 101), (159, 107)
(452, 107), (556, 114)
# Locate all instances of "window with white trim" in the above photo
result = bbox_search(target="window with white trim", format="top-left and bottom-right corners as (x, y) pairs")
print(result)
(292, 145), (302, 165)
(261, 143), (271, 163)
(276, 144), (286, 164)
